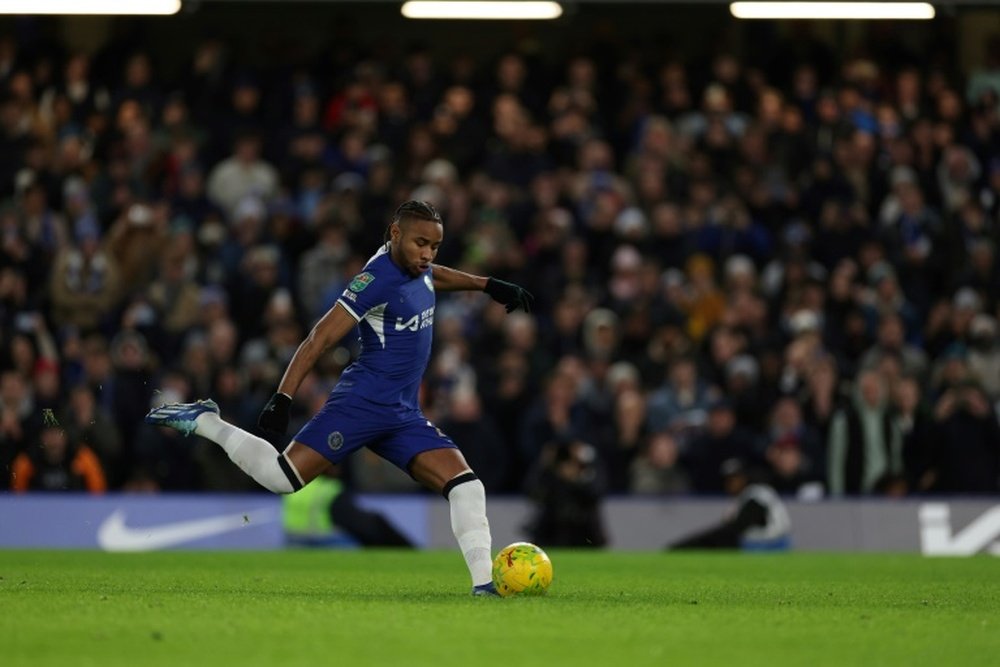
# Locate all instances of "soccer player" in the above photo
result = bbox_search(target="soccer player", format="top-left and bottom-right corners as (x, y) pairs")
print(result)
(146, 200), (533, 595)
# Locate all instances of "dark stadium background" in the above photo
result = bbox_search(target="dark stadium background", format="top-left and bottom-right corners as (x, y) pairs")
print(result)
(0, 0), (998, 518)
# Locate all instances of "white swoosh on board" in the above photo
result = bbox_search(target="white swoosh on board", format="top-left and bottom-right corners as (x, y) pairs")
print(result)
(96, 507), (279, 552)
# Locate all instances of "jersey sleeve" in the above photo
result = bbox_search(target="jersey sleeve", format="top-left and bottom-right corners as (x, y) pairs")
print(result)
(337, 266), (389, 321)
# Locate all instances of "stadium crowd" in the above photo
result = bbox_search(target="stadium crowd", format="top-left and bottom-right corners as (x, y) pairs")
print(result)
(0, 21), (999, 497)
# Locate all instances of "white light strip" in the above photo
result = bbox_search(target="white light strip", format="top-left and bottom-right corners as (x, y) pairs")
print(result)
(401, 1), (563, 20)
(0, 0), (181, 15)
(730, 2), (935, 19)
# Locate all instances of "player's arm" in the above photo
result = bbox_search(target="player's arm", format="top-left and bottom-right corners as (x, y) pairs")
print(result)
(431, 264), (535, 313)
(431, 263), (487, 292)
(278, 302), (357, 397)
(258, 303), (357, 435)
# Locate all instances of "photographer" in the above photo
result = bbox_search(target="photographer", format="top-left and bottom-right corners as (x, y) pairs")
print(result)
(526, 440), (608, 548)
(930, 379), (1000, 494)
(668, 458), (791, 551)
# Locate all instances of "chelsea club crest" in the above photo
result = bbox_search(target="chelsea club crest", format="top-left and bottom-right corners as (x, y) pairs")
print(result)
(328, 431), (344, 451)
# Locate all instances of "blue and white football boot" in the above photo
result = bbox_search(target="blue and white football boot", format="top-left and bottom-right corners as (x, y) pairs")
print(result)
(472, 582), (500, 597)
(144, 399), (220, 436)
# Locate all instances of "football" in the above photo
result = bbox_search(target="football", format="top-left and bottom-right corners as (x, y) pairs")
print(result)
(492, 542), (553, 597)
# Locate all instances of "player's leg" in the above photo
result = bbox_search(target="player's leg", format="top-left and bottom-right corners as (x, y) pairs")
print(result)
(409, 447), (495, 595)
(144, 400), (328, 493)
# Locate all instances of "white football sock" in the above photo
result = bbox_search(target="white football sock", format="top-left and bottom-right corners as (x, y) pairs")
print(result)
(447, 476), (493, 587)
(194, 412), (302, 494)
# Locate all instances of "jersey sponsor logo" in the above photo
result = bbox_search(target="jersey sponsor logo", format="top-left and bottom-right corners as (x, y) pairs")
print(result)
(342, 290), (358, 302)
(395, 314), (419, 331)
(395, 307), (434, 332)
(328, 431), (344, 451)
(349, 272), (375, 293)
(96, 508), (278, 552)
(919, 503), (1000, 556)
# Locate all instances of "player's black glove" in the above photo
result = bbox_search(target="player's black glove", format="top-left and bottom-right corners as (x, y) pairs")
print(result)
(258, 392), (292, 435)
(484, 277), (534, 313)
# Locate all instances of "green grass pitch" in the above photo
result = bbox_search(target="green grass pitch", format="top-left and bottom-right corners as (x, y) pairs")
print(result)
(2, 550), (998, 666)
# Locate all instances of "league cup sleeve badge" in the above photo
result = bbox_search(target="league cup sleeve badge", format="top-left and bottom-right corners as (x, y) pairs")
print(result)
(349, 272), (375, 292)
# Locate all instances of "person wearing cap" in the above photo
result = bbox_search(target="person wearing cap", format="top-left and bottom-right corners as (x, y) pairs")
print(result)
(683, 396), (760, 493)
(668, 457), (791, 551)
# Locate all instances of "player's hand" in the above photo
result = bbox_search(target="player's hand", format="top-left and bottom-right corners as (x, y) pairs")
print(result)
(258, 392), (292, 435)
(484, 277), (534, 313)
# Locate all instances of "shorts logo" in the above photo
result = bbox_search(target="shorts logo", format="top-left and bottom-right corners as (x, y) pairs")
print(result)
(349, 272), (375, 293)
(328, 431), (344, 451)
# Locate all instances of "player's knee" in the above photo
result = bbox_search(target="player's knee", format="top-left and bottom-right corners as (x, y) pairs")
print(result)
(249, 454), (304, 494)
(442, 471), (482, 500)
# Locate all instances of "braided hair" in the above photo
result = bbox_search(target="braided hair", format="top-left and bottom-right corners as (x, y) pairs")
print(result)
(384, 200), (442, 247)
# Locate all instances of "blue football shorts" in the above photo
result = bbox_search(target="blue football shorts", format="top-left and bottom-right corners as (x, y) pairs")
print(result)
(293, 392), (457, 472)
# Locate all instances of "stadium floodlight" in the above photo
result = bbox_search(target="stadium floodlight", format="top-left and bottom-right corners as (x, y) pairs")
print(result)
(0, 0), (181, 14)
(401, 1), (563, 20)
(730, 2), (936, 19)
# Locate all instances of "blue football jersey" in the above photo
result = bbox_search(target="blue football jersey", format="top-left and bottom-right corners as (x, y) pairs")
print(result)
(334, 245), (436, 408)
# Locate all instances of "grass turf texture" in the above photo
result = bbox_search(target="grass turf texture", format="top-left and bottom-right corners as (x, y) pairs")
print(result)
(2, 551), (998, 666)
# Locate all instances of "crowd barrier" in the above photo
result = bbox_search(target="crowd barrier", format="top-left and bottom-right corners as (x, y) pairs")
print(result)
(1, 494), (998, 556)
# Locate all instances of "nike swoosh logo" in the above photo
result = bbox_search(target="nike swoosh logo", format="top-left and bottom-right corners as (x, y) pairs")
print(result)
(96, 508), (279, 552)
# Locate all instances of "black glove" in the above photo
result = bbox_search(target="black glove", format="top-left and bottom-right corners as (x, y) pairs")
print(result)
(484, 277), (535, 313)
(258, 392), (292, 435)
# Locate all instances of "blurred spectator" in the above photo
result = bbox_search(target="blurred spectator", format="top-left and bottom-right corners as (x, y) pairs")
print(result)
(929, 379), (1000, 494)
(62, 383), (122, 486)
(601, 386), (647, 491)
(629, 430), (690, 495)
(1, 369), (40, 486)
(647, 356), (714, 434)
(858, 312), (928, 379)
(108, 330), (155, 451)
(11, 422), (106, 493)
(966, 314), (1000, 400)
(438, 389), (509, 493)
(146, 236), (202, 340)
(520, 364), (588, 470)
(684, 398), (760, 493)
(526, 440), (607, 547)
(763, 397), (825, 495)
(106, 203), (169, 293)
(892, 375), (936, 494)
(827, 368), (903, 495)
(206, 131), (279, 216)
(298, 220), (350, 319)
(49, 216), (120, 331)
